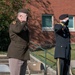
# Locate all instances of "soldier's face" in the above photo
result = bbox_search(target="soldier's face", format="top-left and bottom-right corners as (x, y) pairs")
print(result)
(62, 17), (69, 22)
(61, 17), (69, 25)
(21, 13), (28, 21)
(18, 12), (28, 22)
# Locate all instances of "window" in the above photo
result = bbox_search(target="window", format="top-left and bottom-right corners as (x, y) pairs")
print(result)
(68, 16), (75, 31)
(42, 14), (53, 31)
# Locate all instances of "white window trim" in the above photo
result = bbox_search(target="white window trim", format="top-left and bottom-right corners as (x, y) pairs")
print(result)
(69, 16), (75, 32)
(42, 16), (54, 31)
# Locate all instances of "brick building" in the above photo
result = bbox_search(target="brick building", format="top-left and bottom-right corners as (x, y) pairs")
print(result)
(24, 0), (75, 46)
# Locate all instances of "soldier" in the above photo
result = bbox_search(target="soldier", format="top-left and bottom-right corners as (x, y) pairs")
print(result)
(54, 14), (71, 75)
(7, 9), (30, 75)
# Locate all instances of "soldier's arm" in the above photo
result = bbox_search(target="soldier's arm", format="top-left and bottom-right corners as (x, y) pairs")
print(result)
(11, 21), (26, 33)
(54, 24), (63, 33)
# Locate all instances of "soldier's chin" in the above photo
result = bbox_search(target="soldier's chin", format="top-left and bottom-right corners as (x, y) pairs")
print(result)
(23, 20), (27, 22)
(22, 19), (27, 22)
(22, 21), (27, 24)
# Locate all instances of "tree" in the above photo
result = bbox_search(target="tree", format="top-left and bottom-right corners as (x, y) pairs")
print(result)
(0, 0), (24, 51)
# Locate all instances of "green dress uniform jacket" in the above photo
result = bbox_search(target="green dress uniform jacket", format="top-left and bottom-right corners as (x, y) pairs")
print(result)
(7, 19), (30, 61)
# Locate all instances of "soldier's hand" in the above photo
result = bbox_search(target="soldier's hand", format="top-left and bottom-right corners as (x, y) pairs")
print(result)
(18, 13), (28, 22)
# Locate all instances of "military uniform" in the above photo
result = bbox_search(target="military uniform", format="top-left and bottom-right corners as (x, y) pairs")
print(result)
(7, 18), (30, 60)
(54, 23), (71, 60)
(7, 8), (30, 75)
(54, 14), (71, 75)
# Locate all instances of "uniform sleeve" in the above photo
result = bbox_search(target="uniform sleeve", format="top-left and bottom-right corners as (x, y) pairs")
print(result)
(54, 24), (63, 33)
(11, 21), (26, 33)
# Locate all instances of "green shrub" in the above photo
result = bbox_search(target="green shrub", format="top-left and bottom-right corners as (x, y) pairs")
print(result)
(0, 0), (24, 51)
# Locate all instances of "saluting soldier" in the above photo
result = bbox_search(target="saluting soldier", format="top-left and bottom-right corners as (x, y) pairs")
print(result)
(7, 9), (30, 75)
(54, 14), (71, 75)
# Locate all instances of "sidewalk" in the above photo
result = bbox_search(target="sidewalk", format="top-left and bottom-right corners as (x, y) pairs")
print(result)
(0, 54), (56, 75)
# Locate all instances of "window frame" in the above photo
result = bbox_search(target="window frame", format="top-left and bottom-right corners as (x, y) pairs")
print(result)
(69, 16), (75, 32)
(42, 14), (54, 31)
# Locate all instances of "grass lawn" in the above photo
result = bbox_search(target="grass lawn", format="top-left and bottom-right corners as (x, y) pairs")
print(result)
(0, 51), (7, 55)
(31, 44), (75, 73)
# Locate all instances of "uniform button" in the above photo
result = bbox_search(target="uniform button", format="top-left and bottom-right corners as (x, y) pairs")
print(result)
(61, 46), (62, 47)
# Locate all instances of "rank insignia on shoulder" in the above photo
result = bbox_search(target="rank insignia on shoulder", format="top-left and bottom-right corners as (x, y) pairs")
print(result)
(12, 21), (16, 25)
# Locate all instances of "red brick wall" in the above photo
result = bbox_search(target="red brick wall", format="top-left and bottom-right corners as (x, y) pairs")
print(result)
(24, 0), (75, 45)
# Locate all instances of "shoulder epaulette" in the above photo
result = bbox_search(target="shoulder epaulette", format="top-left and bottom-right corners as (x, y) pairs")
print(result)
(12, 21), (16, 25)
(58, 23), (65, 27)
